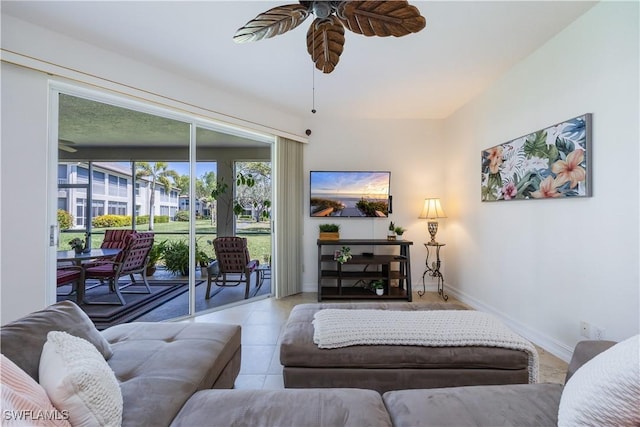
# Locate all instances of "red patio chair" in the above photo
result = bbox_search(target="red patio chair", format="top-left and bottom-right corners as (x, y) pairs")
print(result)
(101, 229), (136, 250)
(56, 265), (84, 303)
(84, 232), (155, 305)
(206, 237), (260, 300)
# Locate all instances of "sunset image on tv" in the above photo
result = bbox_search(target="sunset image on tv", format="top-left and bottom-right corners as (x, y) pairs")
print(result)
(310, 171), (390, 217)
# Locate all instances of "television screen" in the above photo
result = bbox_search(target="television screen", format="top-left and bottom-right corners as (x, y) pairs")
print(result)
(310, 171), (391, 217)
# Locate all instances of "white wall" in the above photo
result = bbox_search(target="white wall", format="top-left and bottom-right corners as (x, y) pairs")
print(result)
(301, 118), (445, 291)
(442, 1), (639, 359)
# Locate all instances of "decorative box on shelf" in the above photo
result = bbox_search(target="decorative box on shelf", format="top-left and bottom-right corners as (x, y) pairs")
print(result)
(319, 232), (340, 240)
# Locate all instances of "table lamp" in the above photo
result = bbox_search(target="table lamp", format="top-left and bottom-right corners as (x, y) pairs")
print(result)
(418, 198), (446, 244)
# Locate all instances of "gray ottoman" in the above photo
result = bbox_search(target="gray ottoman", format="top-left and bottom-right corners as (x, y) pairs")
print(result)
(280, 303), (530, 393)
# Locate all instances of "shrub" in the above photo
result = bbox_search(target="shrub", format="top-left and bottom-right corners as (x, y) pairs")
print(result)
(136, 215), (149, 225)
(92, 215), (131, 228)
(57, 210), (74, 230)
(154, 215), (170, 224)
(174, 211), (190, 222)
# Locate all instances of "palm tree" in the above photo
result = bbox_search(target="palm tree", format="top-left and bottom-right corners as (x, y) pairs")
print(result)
(135, 162), (179, 230)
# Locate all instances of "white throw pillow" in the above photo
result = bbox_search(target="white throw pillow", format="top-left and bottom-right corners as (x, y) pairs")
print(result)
(558, 335), (640, 427)
(38, 331), (123, 427)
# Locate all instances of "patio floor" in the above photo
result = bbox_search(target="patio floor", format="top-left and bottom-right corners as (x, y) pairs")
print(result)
(57, 265), (271, 326)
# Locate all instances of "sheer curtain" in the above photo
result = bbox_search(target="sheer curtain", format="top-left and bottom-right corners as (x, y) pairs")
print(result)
(274, 136), (303, 298)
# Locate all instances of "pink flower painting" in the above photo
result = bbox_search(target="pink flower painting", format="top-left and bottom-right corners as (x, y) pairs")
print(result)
(481, 114), (591, 202)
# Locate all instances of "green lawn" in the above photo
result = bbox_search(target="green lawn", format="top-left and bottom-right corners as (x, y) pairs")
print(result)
(59, 219), (272, 263)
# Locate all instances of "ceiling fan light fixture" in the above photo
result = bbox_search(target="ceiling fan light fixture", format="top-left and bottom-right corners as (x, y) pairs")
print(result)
(312, 1), (332, 19)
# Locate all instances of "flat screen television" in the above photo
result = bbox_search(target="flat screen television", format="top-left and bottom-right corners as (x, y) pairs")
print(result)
(310, 171), (391, 217)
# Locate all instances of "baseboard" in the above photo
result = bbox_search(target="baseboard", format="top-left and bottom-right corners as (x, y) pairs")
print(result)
(446, 284), (574, 362)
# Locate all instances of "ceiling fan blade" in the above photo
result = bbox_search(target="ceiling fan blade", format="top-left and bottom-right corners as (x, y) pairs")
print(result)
(58, 144), (77, 153)
(338, 1), (426, 37)
(306, 16), (345, 74)
(233, 4), (311, 43)
(58, 139), (77, 153)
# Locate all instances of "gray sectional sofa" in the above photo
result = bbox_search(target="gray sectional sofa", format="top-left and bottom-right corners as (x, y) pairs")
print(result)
(0, 301), (627, 427)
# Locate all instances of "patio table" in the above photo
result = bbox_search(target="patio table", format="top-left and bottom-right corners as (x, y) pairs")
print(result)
(57, 248), (121, 302)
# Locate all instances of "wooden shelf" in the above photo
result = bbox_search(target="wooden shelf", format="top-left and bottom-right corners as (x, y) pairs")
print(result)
(317, 239), (413, 302)
(320, 286), (409, 299)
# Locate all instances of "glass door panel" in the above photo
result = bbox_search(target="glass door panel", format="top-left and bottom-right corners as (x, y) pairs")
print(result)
(57, 93), (191, 320)
(195, 126), (272, 315)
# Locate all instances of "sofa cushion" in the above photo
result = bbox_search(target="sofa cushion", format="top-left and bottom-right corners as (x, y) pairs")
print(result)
(171, 388), (393, 427)
(100, 321), (241, 427)
(383, 383), (563, 427)
(558, 334), (640, 426)
(39, 332), (123, 427)
(0, 301), (113, 381)
(0, 354), (71, 427)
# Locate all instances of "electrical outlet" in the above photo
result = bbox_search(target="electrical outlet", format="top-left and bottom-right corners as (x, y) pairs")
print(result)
(594, 327), (606, 340)
(580, 321), (591, 338)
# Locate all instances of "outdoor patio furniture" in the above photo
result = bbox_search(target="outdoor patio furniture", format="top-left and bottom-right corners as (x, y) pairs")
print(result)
(101, 229), (136, 250)
(84, 232), (155, 305)
(206, 237), (260, 300)
(56, 265), (84, 303)
(99, 229), (136, 280)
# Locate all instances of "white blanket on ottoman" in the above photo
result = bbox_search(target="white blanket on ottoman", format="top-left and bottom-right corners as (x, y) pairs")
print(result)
(313, 309), (539, 383)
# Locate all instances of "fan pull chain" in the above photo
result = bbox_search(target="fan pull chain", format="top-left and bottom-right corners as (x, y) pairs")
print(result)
(311, 63), (317, 114)
(310, 15), (317, 114)
(311, 22), (317, 114)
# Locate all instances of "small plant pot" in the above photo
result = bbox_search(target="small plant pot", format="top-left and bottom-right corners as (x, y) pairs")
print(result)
(396, 234), (404, 241)
(375, 288), (384, 296)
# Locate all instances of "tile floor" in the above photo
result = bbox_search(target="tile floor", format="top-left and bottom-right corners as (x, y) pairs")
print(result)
(186, 291), (568, 389)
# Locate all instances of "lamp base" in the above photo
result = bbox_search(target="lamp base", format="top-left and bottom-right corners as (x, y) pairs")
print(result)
(428, 221), (439, 244)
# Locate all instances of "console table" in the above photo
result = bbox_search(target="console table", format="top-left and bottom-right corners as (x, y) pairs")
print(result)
(317, 239), (412, 301)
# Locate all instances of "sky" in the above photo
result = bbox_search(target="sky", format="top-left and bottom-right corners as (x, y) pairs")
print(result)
(168, 162), (216, 178)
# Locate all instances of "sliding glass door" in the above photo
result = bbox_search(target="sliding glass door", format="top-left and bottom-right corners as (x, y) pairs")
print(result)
(53, 86), (274, 324)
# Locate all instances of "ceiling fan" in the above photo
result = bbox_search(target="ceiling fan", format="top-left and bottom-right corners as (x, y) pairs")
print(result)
(233, 1), (426, 74)
(58, 139), (77, 153)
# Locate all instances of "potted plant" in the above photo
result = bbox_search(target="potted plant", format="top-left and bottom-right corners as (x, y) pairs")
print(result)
(387, 221), (396, 240)
(69, 237), (85, 254)
(394, 226), (407, 241)
(163, 240), (189, 276)
(164, 240), (211, 276)
(319, 223), (340, 240)
(334, 246), (352, 264)
(371, 280), (384, 296)
(145, 240), (167, 276)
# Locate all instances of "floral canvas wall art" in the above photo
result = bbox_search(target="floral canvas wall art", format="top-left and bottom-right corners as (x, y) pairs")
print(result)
(481, 114), (592, 202)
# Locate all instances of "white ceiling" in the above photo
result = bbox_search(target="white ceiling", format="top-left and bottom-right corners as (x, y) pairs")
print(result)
(2, 1), (596, 120)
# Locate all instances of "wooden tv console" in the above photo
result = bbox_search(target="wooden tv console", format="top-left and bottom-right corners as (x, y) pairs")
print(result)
(317, 239), (413, 301)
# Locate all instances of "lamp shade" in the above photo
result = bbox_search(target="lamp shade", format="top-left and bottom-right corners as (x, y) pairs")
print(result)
(418, 198), (446, 219)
